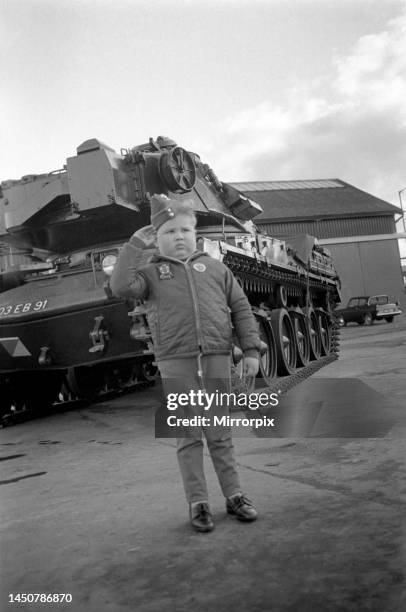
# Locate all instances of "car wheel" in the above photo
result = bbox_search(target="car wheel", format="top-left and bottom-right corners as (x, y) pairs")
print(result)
(363, 313), (373, 326)
(385, 316), (394, 323)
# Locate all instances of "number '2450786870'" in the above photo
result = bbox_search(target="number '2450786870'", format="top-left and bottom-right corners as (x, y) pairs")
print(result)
(0, 299), (48, 317)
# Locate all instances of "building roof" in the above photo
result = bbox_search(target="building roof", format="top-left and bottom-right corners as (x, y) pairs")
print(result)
(230, 179), (402, 222)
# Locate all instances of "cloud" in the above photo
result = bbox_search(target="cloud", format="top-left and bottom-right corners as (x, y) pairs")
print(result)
(334, 10), (406, 122)
(203, 8), (406, 207)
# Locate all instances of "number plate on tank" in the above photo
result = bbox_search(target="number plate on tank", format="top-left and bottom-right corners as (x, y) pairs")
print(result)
(0, 299), (49, 317)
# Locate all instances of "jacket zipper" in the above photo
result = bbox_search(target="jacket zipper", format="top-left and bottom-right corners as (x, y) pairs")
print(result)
(184, 262), (204, 350)
(184, 260), (206, 391)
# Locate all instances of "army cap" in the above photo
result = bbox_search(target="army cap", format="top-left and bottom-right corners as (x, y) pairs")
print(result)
(150, 194), (177, 230)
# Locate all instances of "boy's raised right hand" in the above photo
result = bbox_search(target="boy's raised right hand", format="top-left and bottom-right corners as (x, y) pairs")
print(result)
(131, 225), (157, 248)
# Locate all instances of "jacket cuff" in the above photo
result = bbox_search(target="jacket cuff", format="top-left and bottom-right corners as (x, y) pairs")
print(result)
(243, 349), (260, 359)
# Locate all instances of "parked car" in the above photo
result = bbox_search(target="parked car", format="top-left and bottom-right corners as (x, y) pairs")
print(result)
(335, 295), (402, 326)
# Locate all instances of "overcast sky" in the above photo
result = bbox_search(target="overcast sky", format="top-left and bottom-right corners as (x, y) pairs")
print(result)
(1, 0), (406, 224)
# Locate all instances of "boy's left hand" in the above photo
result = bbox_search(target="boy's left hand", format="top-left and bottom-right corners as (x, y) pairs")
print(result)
(243, 356), (259, 377)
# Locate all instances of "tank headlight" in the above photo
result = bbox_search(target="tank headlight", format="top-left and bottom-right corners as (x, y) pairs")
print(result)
(102, 254), (117, 276)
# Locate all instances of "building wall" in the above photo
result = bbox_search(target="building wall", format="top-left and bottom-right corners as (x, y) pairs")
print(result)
(328, 239), (405, 309)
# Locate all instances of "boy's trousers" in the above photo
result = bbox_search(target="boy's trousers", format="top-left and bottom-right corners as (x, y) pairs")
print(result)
(158, 354), (241, 503)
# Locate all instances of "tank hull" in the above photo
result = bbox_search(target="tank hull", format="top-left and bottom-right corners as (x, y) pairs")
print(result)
(0, 301), (149, 371)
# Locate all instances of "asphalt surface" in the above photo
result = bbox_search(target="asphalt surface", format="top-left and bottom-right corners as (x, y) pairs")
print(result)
(1, 315), (405, 612)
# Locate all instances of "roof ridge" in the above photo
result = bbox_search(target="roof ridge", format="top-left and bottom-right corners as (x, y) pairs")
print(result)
(230, 179), (346, 192)
(231, 178), (341, 184)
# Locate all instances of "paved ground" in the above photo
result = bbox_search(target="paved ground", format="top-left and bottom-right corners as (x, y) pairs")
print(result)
(1, 315), (405, 611)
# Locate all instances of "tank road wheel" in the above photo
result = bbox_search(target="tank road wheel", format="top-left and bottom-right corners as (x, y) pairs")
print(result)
(255, 315), (277, 384)
(275, 285), (288, 308)
(105, 363), (136, 391)
(270, 308), (297, 376)
(304, 307), (322, 360)
(159, 147), (196, 193)
(289, 310), (311, 367)
(316, 309), (332, 356)
(135, 359), (159, 384)
(67, 365), (105, 401)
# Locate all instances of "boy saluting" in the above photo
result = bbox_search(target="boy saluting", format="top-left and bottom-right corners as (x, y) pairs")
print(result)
(110, 194), (262, 532)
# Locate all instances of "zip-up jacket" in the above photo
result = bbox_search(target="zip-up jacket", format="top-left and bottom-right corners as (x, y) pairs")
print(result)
(110, 237), (262, 362)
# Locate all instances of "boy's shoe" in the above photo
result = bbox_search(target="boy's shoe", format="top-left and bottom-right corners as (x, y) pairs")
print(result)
(226, 494), (258, 522)
(190, 502), (215, 533)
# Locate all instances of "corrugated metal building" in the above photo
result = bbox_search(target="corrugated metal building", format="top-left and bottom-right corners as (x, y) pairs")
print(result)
(231, 179), (405, 308)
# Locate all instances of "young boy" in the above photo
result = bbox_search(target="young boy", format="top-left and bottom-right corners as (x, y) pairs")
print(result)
(110, 194), (261, 532)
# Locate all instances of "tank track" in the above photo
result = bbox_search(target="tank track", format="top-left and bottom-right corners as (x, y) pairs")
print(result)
(0, 366), (157, 427)
(257, 351), (338, 396)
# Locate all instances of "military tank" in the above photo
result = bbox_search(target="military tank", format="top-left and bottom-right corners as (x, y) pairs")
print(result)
(0, 136), (340, 421)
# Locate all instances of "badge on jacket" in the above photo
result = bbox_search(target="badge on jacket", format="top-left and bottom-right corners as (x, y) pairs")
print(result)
(157, 263), (174, 280)
(193, 263), (206, 272)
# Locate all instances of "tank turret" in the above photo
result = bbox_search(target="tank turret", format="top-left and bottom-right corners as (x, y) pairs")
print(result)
(1, 137), (261, 255)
